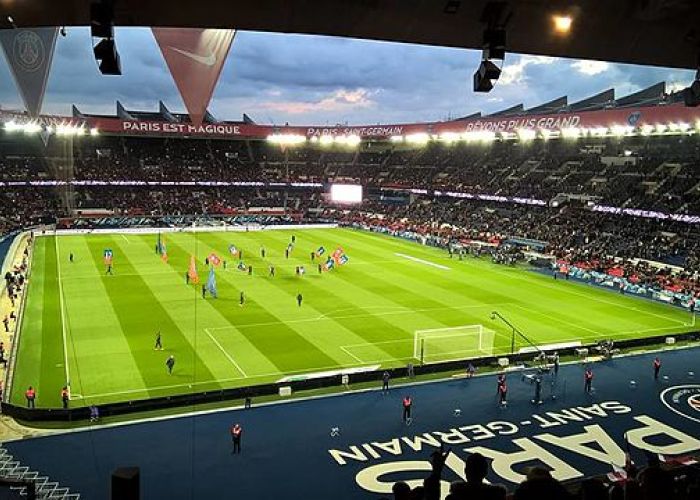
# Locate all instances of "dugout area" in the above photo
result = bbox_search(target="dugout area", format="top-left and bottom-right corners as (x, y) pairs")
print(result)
(4, 347), (700, 499)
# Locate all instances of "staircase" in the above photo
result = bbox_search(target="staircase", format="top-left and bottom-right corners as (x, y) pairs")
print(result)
(0, 446), (80, 499)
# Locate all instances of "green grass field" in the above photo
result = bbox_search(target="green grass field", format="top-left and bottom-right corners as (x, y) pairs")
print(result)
(10, 227), (696, 408)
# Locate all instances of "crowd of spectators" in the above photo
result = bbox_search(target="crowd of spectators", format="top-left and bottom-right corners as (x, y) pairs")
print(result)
(2, 132), (700, 282)
(381, 448), (700, 500)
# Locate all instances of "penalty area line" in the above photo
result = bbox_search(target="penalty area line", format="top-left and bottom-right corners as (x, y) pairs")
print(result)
(395, 252), (450, 270)
(204, 328), (248, 377)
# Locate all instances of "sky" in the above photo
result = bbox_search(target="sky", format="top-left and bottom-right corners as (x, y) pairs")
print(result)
(0, 27), (695, 126)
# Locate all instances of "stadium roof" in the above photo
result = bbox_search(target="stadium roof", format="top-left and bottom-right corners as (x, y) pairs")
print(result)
(63, 82), (677, 125)
(2, 1), (700, 70)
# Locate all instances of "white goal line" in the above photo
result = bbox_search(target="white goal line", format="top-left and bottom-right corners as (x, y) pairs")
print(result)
(415, 324), (485, 334)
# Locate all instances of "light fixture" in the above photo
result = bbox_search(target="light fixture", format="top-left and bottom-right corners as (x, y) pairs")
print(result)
(552, 15), (572, 34)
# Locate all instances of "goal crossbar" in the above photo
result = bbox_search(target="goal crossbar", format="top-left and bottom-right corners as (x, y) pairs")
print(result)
(414, 324), (493, 364)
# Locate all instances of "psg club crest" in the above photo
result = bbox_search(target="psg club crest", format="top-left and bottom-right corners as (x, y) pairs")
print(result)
(660, 385), (700, 424)
(12, 30), (45, 73)
(627, 111), (642, 127)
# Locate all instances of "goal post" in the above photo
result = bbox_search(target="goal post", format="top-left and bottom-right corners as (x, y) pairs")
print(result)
(413, 324), (495, 365)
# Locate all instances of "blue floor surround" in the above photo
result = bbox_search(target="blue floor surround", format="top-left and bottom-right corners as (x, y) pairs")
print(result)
(5, 347), (700, 499)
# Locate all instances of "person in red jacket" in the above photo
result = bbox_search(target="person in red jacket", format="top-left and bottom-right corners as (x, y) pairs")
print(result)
(402, 395), (412, 423)
(584, 367), (593, 394)
(498, 382), (508, 407)
(25, 386), (36, 409)
(231, 423), (242, 454)
(653, 357), (662, 380)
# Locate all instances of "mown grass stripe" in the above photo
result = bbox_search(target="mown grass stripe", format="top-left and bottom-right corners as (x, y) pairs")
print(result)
(86, 236), (219, 395)
(161, 234), (341, 373)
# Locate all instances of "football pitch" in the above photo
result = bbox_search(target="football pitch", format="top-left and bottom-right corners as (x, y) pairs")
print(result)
(9, 227), (696, 408)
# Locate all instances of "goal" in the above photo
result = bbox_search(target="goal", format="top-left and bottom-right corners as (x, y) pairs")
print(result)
(413, 324), (495, 365)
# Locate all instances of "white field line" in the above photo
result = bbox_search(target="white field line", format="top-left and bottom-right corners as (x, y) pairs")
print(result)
(204, 328), (248, 377)
(120, 234), (129, 243)
(54, 236), (71, 387)
(510, 304), (600, 335)
(342, 338), (413, 349)
(75, 360), (401, 400)
(339, 345), (364, 363)
(395, 252), (450, 270)
(207, 303), (507, 332)
(60, 323), (689, 402)
(56, 259), (417, 281)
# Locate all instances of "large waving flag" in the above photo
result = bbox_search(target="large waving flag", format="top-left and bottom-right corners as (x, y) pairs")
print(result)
(152, 28), (236, 126)
(188, 255), (200, 284)
(206, 267), (218, 298)
(208, 252), (221, 266)
(157, 234), (168, 263)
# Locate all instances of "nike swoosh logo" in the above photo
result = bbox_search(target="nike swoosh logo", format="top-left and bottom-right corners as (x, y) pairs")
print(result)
(169, 47), (216, 66)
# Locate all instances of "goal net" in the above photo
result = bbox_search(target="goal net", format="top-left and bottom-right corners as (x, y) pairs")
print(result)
(414, 324), (495, 364)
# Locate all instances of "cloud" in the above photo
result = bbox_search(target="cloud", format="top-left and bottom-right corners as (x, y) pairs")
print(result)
(257, 88), (376, 114)
(498, 55), (556, 85)
(571, 60), (610, 75)
(0, 28), (695, 124)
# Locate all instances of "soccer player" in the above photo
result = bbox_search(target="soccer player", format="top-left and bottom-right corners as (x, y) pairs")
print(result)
(185, 272), (190, 285)
(402, 395), (412, 423)
(291, 235), (296, 243)
(382, 371), (390, 393)
(269, 265), (275, 277)
(285, 248), (289, 259)
(202, 284), (206, 299)
(260, 247), (266, 258)
(231, 423), (243, 454)
(25, 386), (36, 409)
(61, 386), (70, 409)
(584, 367), (593, 393)
(311, 251), (315, 262)
(166, 355), (175, 375)
(240, 291), (245, 307)
(69, 253), (74, 263)
(223, 260), (227, 270)
(653, 357), (662, 380)
(296, 293), (303, 307)
(318, 263), (323, 274)
(155, 331), (163, 350)
(248, 265), (253, 276)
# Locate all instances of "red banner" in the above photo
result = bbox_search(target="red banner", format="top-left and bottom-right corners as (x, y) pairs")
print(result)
(4, 102), (700, 140)
(152, 28), (235, 126)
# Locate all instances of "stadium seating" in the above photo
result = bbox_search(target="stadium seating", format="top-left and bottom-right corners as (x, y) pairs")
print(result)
(2, 132), (700, 296)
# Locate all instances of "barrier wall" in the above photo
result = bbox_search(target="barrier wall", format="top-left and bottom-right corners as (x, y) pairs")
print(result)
(36, 223), (338, 237)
